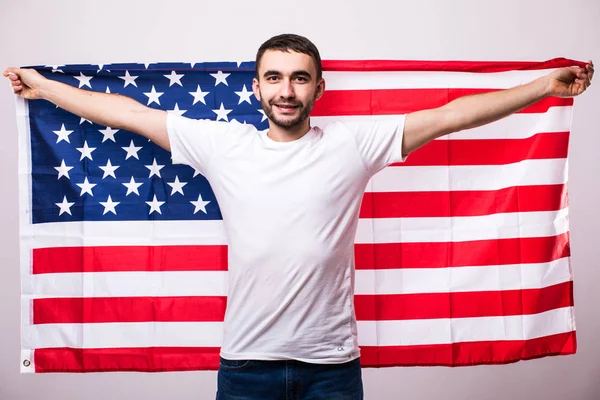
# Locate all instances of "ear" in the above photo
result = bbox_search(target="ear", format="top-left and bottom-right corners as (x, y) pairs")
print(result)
(315, 78), (326, 101)
(252, 77), (261, 101)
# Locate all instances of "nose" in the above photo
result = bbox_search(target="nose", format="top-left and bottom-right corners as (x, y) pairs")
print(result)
(279, 78), (294, 98)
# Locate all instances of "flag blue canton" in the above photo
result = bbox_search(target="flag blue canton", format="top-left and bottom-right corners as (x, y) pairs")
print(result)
(27, 62), (266, 224)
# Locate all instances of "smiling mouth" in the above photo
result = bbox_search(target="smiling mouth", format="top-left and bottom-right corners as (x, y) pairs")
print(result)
(275, 104), (299, 112)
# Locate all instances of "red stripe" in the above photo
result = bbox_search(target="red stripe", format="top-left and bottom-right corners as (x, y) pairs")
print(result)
(396, 131), (569, 167)
(33, 296), (227, 324)
(33, 346), (222, 372)
(360, 184), (568, 218)
(322, 58), (585, 73)
(33, 233), (570, 274)
(33, 282), (572, 324)
(32, 331), (576, 372)
(354, 233), (570, 269)
(80, 58), (583, 74)
(312, 89), (572, 116)
(359, 331), (576, 367)
(32, 245), (228, 274)
(354, 282), (573, 320)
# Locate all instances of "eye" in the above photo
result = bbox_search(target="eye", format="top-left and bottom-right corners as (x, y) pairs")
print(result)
(266, 76), (279, 82)
(295, 76), (308, 82)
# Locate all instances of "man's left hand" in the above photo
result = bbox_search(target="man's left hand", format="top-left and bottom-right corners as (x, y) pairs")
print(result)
(546, 60), (594, 97)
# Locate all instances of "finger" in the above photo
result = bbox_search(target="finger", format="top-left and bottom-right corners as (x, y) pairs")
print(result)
(4, 67), (21, 77)
(8, 74), (19, 81)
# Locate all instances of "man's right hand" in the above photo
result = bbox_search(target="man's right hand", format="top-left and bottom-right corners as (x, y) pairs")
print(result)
(3, 67), (46, 100)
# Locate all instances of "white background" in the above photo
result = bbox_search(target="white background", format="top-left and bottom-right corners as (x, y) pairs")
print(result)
(1, 0), (599, 399)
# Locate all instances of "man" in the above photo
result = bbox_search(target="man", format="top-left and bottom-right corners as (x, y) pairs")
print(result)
(3, 34), (594, 400)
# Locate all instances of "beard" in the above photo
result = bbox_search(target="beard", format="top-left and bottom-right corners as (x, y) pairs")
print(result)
(259, 91), (317, 128)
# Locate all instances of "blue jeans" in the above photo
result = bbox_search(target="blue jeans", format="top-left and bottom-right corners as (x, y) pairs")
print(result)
(216, 356), (364, 400)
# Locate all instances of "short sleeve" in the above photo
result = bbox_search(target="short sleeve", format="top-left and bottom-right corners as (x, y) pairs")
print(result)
(166, 113), (231, 176)
(344, 116), (407, 175)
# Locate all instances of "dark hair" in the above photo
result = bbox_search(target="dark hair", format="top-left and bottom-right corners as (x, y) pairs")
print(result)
(255, 33), (323, 81)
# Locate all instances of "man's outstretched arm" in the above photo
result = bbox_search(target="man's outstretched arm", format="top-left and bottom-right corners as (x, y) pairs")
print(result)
(3, 67), (170, 151)
(401, 61), (594, 158)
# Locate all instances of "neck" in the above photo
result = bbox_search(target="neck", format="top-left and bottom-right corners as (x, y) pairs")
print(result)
(266, 119), (311, 142)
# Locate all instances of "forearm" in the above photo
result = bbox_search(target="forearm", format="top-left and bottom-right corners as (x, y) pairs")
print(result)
(443, 75), (551, 133)
(39, 79), (148, 131)
(403, 62), (593, 157)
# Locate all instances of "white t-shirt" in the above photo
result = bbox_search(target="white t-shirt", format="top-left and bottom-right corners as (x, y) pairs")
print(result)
(166, 113), (407, 364)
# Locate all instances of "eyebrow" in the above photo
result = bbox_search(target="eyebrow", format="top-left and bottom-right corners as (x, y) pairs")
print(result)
(263, 70), (312, 79)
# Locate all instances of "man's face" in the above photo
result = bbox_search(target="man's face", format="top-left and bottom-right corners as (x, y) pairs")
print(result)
(253, 50), (325, 129)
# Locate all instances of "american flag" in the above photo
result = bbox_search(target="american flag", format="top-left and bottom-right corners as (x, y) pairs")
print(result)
(16, 58), (581, 373)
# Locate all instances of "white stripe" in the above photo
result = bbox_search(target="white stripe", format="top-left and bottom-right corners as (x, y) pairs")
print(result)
(369, 158), (567, 192)
(23, 307), (574, 349)
(28, 219), (228, 247)
(30, 271), (228, 298)
(311, 106), (572, 140)
(25, 208), (568, 248)
(17, 97), (34, 335)
(355, 208), (569, 243)
(322, 69), (558, 90)
(23, 321), (224, 348)
(29, 257), (571, 298)
(357, 307), (575, 346)
(355, 257), (572, 295)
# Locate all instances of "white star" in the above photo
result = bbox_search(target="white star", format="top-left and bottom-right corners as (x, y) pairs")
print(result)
(74, 72), (93, 89)
(53, 124), (73, 143)
(99, 159), (119, 179)
(76, 177), (97, 196)
(167, 103), (187, 116)
(210, 70), (230, 86)
(145, 158), (165, 178)
(56, 196), (75, 216)
(119, 70), (138, 87)
(105, 86), (111, 94)
(212, 103), (232, 122)
(97, 64), (105, 71)
(235, 84), (254, 105)
(144, 85), (164, 106)
(122, 176), (144, 196)
(258, 109), (267, 122)
(146, 194), (165, 215)
(79, 117), (92, 125)
(122, 140), (143, 160)
(192, 167), (202, 178)
(99, 127), (119, 143)
(45, 64), (64, 73)
(236, 61), (244, 67)
(167, 176), (188, 195)
(99, 195), (120, 215)
(54, 159), (74, 179)
(76, 140), (96, 161)
(164, 71), (184, 87)
(191, 193), (211, 214)
(189, 85), (209, 105)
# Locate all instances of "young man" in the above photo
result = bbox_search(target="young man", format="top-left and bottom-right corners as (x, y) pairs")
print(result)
(4, 34), (594, 400)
